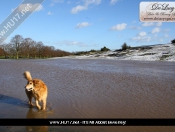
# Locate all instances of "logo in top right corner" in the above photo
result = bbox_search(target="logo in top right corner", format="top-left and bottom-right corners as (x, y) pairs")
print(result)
(140, 2), (175, 22)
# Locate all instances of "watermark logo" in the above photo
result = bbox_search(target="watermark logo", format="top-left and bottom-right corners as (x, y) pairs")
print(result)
(0, 0), (45, 44)
(140, 2), (175, 22)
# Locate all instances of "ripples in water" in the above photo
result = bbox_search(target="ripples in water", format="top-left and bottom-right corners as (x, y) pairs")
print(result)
(0, 59), (175, 131)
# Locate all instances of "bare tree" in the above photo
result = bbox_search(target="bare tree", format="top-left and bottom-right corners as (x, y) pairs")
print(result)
(2, 34), (72, 59)
(0, 43), (7, 58)
(0, 47), (3, 57)
(36, 41), (44, 58)
(0, 43), (14, 58)
(42, 46), (56, 58)
(10, 35), (24, 59)
(22, 38), (34, 58)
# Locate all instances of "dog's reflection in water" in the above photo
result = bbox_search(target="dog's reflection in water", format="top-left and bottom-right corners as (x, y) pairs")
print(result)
(26, 108), (48, 132)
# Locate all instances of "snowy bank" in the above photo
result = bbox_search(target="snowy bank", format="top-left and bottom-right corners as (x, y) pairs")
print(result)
(52, 44), (175, 61)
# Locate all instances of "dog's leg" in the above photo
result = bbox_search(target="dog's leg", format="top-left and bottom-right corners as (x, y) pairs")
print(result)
(29, 100), (34, 106)
(28, 96), (34, 106)
(42, 99), (47, 110)
(25, 90), (34, 106)
(35, 100), (41, 110)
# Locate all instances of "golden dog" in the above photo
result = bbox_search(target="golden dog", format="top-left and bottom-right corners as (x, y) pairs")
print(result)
(24, 71), (48, 110)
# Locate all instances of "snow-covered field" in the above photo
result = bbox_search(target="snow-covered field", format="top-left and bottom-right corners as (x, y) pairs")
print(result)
(52, 43), (175, 61)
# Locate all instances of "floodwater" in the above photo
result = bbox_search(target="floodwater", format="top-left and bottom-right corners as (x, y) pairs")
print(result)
(0, 59), (175, 132)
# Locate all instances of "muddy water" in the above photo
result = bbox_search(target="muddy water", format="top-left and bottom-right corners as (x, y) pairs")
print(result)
(0, 59), (175, 132)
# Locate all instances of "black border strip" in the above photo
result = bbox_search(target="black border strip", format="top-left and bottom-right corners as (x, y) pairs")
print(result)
(0, 119), (175, 126)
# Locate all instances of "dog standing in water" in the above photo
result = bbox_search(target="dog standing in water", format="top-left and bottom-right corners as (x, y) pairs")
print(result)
(24, 71), (48, 110)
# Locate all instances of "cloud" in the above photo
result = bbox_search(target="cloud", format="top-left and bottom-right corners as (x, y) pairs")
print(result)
(131, 30), (166, 43)
(75, 22), (91, 28)
(156, 22), (162, 27)
(154, 35), (165, 42)
(85, 0), (101, 6)
(71, 5), (87, 14)
(139, 31), (147, 37)
(110, 23), (127, 31)
(164, 34), (169, 38)
(47, 11), (53, 15)
(16, 3), (43, 12)
(56, 40), (89, 47)
(130, 25), (169, 43)
(152, 27), (160, 33)
(35, 5), (43, 11)
(130, 26), (141, 30)
(71, 0), (101, 14)
(158, 39), (163, 42)
(164, 28), (170, 32)
(131, 31), (151, 42)
(132, 36), (151, 42)
(67, 1), (71, 4)
(110, 0), (120, 5)
(50, 0), (64, 6)
(132, 37), (151, 42)
(142, 22), (162, 27)
(132, 20), (137, 23)
(142, 22), (154, 26)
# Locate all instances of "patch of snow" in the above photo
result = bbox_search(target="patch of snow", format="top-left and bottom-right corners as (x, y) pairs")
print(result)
(51, 44), (175, 61)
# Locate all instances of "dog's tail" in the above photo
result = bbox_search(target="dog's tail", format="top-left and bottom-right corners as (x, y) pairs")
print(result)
(24, 71), (32, 81)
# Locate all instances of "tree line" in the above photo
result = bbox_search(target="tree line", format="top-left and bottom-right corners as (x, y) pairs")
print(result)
(171, 39), (175, 44)
(0, 35), (72, 59)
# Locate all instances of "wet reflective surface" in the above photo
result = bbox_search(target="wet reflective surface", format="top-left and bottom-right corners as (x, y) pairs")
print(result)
(0, 59), (175, 131)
